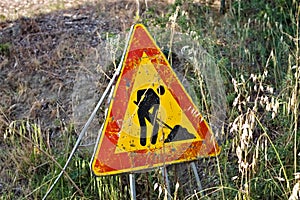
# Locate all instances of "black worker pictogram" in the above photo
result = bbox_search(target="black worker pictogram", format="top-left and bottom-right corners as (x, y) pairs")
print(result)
(133, 85), (165, 146)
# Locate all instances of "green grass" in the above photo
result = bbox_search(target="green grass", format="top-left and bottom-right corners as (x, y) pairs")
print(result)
(0, 43), (10, 56)
(1, 0), (300, 199)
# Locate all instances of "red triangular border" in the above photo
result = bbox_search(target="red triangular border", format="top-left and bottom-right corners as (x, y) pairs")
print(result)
(91, 24), (220, 176)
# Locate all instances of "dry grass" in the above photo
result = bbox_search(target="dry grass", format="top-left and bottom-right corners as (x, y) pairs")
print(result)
(0, 0), (299, 199)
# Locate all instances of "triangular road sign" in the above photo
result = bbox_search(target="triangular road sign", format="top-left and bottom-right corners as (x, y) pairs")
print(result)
(91, 24), (220, 176)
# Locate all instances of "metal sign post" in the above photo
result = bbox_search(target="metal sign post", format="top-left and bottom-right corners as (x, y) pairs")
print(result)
(41, 25), (135, 200)
(129, 173), (136, 200)
(191, 162), (204, 196)
(161, 166), (171, 200)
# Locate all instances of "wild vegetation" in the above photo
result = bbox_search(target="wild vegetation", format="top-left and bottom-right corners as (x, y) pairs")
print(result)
(0, 0), (299, 199)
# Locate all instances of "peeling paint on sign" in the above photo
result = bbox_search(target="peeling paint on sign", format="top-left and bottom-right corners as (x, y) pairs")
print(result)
(91, 24), (220, 176)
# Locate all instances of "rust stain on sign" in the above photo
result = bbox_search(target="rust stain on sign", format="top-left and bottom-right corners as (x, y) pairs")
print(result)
(91, 24), (220, 176)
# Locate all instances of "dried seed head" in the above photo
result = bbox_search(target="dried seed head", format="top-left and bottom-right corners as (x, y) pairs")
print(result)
(232, 78), (238, 93)
(267, 85), (274, 94)
(233, 94), (240, 107)
(288, 182), (299, 200)
(250, 73), (257, 82)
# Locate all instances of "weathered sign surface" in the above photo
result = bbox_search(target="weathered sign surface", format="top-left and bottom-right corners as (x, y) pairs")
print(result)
(91, 24), (220, 176)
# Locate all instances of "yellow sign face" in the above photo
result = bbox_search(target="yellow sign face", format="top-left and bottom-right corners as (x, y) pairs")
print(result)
(116, 52), (200, 153)
(91, 24), (220, 176)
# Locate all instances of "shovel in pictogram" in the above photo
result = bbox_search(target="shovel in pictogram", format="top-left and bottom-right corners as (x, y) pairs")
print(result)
(155, 118), (196, 143)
